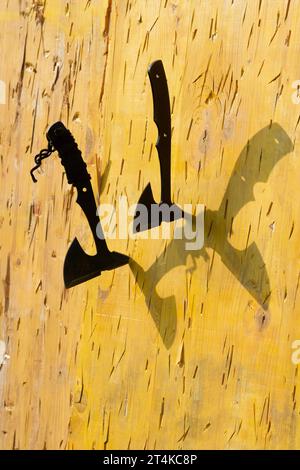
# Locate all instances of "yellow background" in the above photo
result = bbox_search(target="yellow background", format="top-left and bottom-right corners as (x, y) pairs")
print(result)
(0, 0), (300, 449)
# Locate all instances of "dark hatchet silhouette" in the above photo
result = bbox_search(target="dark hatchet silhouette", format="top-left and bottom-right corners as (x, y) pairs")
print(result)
(133, 60), (183, 232)
(46, 122), (129, 288)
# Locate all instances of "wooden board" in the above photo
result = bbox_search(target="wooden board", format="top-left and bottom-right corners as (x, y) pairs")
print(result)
(0, 0), (300, 450)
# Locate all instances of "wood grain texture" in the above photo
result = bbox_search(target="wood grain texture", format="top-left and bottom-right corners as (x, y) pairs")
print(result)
(0, 0), (300, 450)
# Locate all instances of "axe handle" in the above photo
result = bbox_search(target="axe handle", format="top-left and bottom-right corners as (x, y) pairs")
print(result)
(148, 60), (172, 204)
(46, 121), (110, 254)
(76, 181), (110, 254)
(46, 122), (91, 188)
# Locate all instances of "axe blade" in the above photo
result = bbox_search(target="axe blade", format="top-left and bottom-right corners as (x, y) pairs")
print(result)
(133, 183), (183, 233)
(64, 237), (129, 288)
(133, 183), (156, 233)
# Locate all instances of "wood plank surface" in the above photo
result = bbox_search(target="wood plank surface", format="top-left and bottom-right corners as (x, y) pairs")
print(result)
(0, 0), (300, 450)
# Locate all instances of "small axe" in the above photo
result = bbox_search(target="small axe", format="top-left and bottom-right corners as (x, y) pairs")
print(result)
(31, 122), (129, 288)
(133, 60), (183, 232)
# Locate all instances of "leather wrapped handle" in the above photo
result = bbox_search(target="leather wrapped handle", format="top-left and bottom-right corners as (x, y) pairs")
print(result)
(46, 121), (91, 187)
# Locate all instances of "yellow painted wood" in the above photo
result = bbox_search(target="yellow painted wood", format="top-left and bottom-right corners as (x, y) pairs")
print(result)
(0, 0), (300, 450)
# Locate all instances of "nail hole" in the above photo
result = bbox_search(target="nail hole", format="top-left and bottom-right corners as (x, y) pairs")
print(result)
(163, 133), (167, 138)
(82, 187), (87, 192)
(156, 74), (160, 78)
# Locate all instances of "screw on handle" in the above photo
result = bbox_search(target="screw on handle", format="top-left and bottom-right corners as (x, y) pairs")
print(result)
(46, 121), (91, 188)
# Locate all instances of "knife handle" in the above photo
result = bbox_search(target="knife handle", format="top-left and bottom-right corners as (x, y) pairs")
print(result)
(148, 60), (171, 136)
(148, 60), (172, 204)
(46, 121), (91, 188)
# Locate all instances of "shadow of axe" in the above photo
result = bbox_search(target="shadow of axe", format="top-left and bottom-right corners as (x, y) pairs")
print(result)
(204, 122), (293, 309)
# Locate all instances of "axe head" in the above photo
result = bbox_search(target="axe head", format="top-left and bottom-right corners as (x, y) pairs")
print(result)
(133, 183), (183, 233)
(133, 183), (156, 233)
(64, 237), (129, 288)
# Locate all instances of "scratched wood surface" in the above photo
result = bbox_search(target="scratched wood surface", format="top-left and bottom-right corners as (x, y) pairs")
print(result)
(0, 0), (300, 450)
